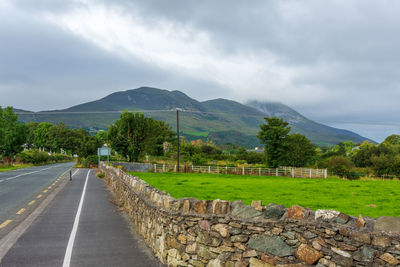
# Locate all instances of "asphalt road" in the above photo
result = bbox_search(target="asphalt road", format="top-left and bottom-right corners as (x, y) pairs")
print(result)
(0, 162), (76, 222)
(0, 169), (162, 267)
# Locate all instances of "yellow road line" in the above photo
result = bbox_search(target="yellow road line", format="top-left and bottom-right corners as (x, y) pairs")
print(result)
(43, 189), (48, 193)
(37, 194), (43, 199)
(52, 183), (55, 186)
(16, 208), (26, 215)
(0, 220), (12, 229)
(48, 186), (52, 189)
(28, 200), (35, 205)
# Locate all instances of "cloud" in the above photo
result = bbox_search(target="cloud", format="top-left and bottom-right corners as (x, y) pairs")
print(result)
(1, 0), (400, 141)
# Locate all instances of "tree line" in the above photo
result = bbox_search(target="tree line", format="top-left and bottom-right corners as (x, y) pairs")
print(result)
(0, 106), (106, 164)
(2, 106), (400, 179)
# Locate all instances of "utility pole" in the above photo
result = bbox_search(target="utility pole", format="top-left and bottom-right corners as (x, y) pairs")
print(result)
(176, 108), (181, 172)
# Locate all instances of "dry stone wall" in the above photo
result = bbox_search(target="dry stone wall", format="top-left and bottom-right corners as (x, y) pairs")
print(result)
(100, 163), (400, 267)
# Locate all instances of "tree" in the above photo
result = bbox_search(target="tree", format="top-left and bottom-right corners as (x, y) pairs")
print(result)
(80, 135), (102, 158)
(95, 131), (108, 145)
(257, 117), (290, 167)
(47, 122), (71, 152)
(33, 122), (53, 150)
(351, 141), (374, 167)
(384, 134), (400, 145)
(25, 122), (38, 149)
(0, 107), (27, 164)
(283, 134), (316, 167)
(108, 112), (174, 162)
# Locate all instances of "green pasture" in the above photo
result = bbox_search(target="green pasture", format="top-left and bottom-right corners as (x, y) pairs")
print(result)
(129, 172), (400, 218)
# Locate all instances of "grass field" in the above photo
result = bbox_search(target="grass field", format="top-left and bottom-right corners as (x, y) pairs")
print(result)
(129, 172), (400, 218)
(0, 164), (33, 172)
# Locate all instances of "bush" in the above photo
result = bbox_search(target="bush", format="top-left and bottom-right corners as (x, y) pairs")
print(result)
(191, 154), (207, 165)
(344, 171), (362, 180)
(97, 172), (105, 179)
(327, 156), (354, 178)
(78, 155), (99, 168)
(16, 150), (72, 165)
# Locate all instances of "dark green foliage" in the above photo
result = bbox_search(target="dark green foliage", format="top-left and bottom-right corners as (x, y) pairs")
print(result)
(95, 131), (108, 145)
(191, 154), (207, 165)
(384, 134), (400, 145)
(327, 156), (355, 178)
(0, 107), (27, 163)
(25, 122), (38, 149)
(80, 135), (102, 158)
(257, 117), (291, 167)
(108, 111), (174, 162)
(236, 148), (264, 164)
(17, 150), (72, 164)
(283, 134), (316, 167)
(33, 122), (53, 150)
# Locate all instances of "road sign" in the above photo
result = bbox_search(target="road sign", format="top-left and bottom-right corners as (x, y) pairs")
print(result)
(98, 147), (111, 166)
(98, 147), (111, 156)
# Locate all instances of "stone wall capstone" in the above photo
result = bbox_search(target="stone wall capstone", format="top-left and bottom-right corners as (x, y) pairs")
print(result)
(100, 163), (400, 267)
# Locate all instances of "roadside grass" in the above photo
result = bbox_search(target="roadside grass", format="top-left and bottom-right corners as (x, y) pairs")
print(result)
(0, 164), (33, 172)
(128, 172), (400, 218)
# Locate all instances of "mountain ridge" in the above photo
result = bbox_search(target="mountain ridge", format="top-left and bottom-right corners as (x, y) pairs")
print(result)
(15, 87), (373, 147)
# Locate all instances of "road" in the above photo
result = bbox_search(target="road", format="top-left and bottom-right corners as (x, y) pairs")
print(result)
(0, 162), (76, 224)
(0, 168), (162, 267)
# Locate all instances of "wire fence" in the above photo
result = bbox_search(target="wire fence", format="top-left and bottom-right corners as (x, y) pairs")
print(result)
(151, 164), (327, 179)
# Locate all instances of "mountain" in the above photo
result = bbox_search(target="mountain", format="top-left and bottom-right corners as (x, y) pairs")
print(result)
(15, 87), (372, 147)
(247, 101), (371, 146)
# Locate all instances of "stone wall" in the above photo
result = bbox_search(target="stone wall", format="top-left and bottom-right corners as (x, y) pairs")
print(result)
(111, 162), (153, 172)
(100, 163), (400, 267)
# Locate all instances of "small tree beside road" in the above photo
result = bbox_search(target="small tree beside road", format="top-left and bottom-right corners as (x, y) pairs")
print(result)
(0, 107), (26, 164)
(108, 111), (174, 162)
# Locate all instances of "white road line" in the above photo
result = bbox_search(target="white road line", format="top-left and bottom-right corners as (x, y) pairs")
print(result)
(1, 166), (55, 182)
(72, 169), (79, 176)
(62, 170), (91, 267)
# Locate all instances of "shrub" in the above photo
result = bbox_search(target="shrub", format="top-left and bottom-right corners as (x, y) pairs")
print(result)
(345, 171), (362, 180)
(86, 155), (99, 166)
(327, 156), (354, 178)
(78, 155), (99, 168)
(16, 150), (72, 165)
(97, 172), (105, 179)
(191, 154), (207, 165)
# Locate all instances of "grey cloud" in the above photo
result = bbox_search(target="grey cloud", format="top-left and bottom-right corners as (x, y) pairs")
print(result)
(2, 0), (400, 141)
(0, 2), (230, 111)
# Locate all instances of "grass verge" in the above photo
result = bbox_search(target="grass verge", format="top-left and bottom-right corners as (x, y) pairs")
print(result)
(128, 172), (400, 218)
(0, 164), (33, 172)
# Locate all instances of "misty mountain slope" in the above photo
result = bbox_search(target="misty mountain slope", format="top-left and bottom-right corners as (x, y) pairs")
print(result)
(16, 87), (372, 147)
(247, 100), (371, 145)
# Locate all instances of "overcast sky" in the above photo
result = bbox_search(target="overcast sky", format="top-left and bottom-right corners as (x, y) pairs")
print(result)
(1, 0), (400, 142)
